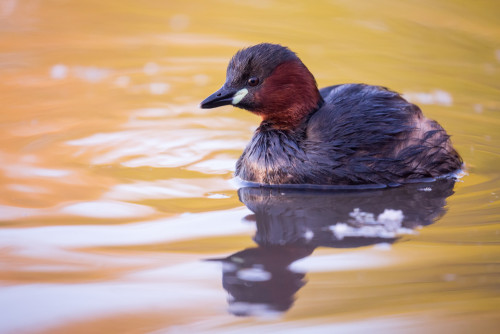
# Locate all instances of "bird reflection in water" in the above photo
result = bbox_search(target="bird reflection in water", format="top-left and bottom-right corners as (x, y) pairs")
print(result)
(209, 179), (456, 316)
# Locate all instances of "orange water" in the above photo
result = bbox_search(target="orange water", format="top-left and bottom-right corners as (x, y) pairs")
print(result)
(1, 1), (499, 333)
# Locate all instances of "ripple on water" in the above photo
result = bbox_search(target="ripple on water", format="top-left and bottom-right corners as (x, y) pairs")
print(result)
(59, 200), (156, 219)
(66, 108), (248, 169)
(103, 178), (234, 201)
(0, 207), (253, 249)
(1, 2), (499, 331)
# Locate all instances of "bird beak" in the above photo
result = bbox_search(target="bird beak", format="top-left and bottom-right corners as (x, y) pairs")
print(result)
(200, 86), (239, 109)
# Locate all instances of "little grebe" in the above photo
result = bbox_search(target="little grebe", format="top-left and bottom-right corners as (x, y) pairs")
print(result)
(200, 43), (462, 186)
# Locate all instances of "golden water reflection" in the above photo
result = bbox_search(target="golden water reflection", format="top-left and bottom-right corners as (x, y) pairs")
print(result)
(1, 0), (499, 333)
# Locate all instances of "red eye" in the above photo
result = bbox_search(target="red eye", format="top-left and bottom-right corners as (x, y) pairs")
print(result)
(247, 77), (259, 87)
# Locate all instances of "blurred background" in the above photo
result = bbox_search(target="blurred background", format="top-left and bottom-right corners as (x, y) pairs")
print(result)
(0, 0), (499, 333)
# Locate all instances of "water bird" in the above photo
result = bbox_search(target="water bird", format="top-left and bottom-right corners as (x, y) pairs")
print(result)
(201, 43), (462, 186)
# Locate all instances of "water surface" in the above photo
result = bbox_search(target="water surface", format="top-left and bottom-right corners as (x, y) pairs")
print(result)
(1, 1), (499, 333)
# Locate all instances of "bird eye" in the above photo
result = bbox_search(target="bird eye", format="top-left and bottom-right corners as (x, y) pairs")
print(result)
(247, 77), (259, 87)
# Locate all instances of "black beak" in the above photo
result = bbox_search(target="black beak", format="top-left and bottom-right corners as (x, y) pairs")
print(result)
(200, 86), (238, 109)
